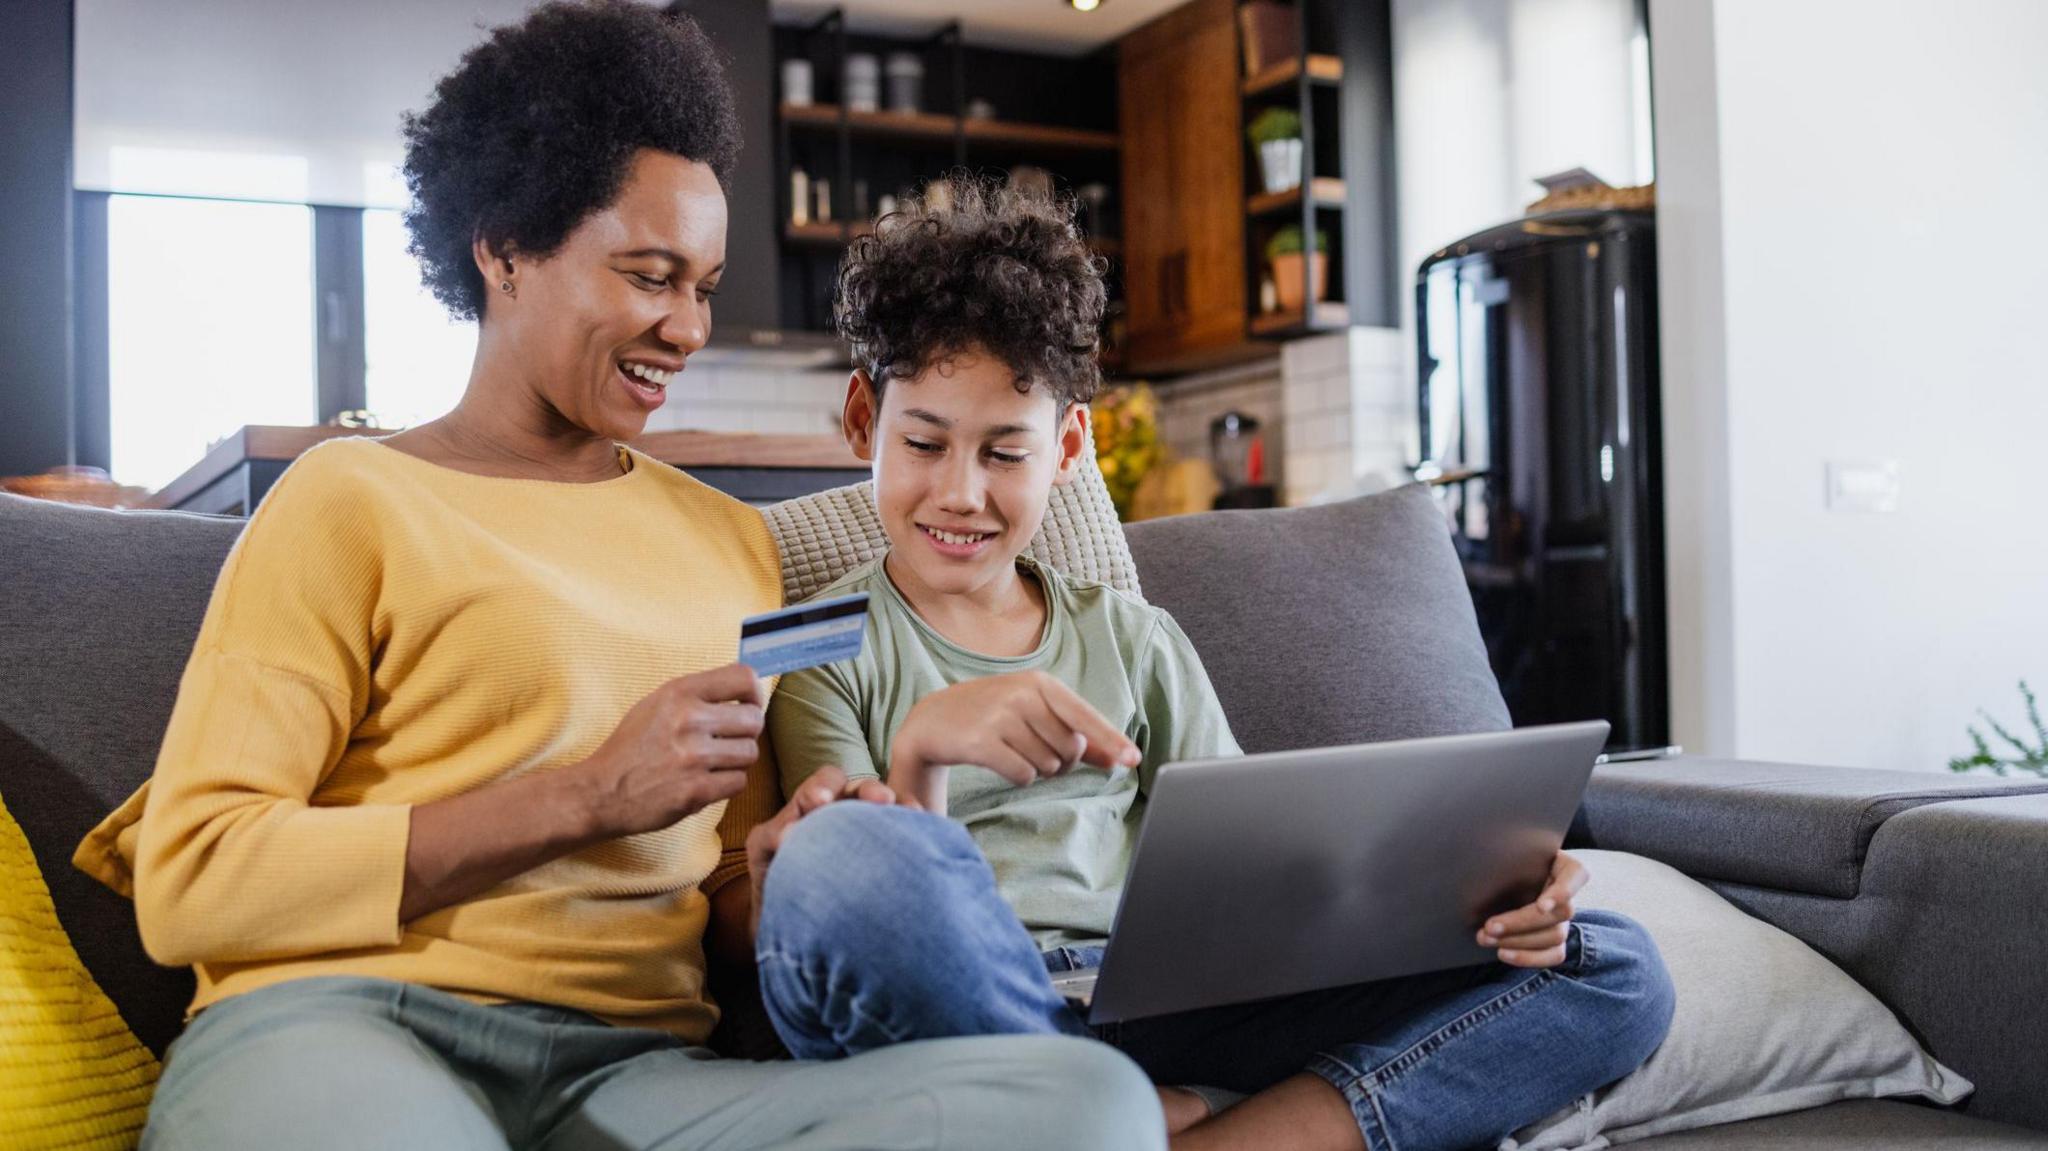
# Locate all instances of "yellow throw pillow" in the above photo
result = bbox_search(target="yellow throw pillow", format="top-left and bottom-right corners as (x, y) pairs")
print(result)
(0, 790), (159, 1150)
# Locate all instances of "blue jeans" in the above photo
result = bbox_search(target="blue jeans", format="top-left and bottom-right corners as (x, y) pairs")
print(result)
(758, 803), (1676, 1151)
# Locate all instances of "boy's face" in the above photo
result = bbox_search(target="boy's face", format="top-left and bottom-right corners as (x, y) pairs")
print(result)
(843, 346), (1089, 601)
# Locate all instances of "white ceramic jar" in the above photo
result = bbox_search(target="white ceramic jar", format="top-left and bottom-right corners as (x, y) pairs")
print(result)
(845, 53), (880, 113)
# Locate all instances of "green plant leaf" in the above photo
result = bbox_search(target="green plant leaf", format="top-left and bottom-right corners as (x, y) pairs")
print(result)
(1953, 682), (2048, 774)
(1263, 224), (1330, 261)
(2024, 680), (2047, 750)
(1982, 711), (2040, 760)
(1247, 106), (1303, 145)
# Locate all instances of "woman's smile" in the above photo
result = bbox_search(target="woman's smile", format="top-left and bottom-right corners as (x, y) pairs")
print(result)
(616, 358), (676, 411)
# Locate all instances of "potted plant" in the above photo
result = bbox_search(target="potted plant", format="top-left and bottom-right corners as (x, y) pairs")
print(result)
(1265, 224), (1329, 314)
(1246, 106), (1303, 195)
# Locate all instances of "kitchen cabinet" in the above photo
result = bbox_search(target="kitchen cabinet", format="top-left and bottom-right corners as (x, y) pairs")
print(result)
(1118, 0), (1251, 374)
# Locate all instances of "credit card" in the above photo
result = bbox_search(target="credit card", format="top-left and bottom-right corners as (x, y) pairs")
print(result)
(738, 593), (870, 677)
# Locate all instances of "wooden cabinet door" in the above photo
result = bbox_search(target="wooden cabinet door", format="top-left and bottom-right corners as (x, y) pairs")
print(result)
(1169, 0), (1246, 350)
(1119, 28), (1180, 357)
(1118, 0), (1245, 373)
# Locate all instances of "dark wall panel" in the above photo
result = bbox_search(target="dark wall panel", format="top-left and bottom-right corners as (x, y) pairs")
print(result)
(0, 0), (76, 476)
(1336, 0), (1398, 328)
(72, 191), (109, 472)
(669, 0), (779, 343)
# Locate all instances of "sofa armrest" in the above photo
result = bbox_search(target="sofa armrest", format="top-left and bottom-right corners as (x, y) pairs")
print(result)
(1575, 760), (2048, 1129)
(1712, 794), (2048, 1132)
(1570, 756), (2048, 897)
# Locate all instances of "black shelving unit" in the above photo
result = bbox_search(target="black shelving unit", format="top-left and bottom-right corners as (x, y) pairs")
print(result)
(1239, 0), (1350, 339)
(771, 8), (1123, 357)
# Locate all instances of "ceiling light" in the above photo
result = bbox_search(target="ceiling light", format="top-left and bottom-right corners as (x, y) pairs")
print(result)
(1070, 0), (1102, 11)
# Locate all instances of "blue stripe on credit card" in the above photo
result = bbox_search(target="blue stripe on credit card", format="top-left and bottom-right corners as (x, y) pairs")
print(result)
(738, 593), (870, 677)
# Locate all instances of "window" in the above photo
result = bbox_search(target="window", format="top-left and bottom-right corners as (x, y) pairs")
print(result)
(106, 194), (317, 491)
(363, 209), (478, 430)
(93, 153), (477, 489)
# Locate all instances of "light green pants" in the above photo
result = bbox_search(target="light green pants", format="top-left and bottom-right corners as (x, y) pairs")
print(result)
(142, 977), (1165, 1151)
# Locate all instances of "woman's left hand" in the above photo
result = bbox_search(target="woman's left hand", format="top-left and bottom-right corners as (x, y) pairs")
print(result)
(1476, 851), (1589, 968)
(744, 766), (895, 937)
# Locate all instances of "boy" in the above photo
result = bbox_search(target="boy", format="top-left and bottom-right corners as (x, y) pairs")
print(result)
(759, 180), (1673, 1151)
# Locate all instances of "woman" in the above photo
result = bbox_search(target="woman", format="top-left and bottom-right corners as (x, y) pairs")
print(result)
(74, 5), (1163, 1148)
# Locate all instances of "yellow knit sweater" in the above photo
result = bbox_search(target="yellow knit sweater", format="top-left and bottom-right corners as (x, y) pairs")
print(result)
(73, 437), (784, 1042)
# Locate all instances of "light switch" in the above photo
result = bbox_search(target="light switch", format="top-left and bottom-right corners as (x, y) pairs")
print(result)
(1825, 460), (1900, 513)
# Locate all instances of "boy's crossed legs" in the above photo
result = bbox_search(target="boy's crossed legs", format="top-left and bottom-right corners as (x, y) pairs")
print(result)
(757, 802), (1674, 1151)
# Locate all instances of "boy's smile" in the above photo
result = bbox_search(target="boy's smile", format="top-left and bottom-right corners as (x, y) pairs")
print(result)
(916, 523), (998, 558)
(841, 345), (1089, 647)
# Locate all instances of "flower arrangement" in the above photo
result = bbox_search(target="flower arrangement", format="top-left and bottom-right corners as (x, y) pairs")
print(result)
(1090, 383), (1165, 520)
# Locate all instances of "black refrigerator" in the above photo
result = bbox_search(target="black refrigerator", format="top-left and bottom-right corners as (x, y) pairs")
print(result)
(1414, 208), (1667, 753)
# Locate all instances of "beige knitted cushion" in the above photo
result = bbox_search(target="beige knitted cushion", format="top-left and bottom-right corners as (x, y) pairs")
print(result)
(765, 437), (1141, 604)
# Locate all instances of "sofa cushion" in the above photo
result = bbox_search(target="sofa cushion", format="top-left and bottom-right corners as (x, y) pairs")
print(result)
(1504, 851), (1968, 1151)
(1123, 484), (1510, 754)
(0, 494), (235, 1054)
(1614, 1099), (2048, 1149)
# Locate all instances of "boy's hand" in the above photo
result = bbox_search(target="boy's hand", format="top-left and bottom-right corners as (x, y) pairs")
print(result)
(889, 672), (1142, 807)
(745, 766), (895, 937)
(1476, 850), (1589, 968)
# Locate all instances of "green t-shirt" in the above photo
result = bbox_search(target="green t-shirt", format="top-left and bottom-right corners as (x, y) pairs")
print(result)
(768, 554), (1241, 948)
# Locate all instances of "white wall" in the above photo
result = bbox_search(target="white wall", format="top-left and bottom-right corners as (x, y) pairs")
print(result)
(75, 0), (556, 205)
(1647, 0), (1738, 760)
(1391, 0), (1647, 460)
(1652, 0), (2048, 771)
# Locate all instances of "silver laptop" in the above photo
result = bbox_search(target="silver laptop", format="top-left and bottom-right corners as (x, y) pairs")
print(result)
(1049, 720), (1609, 1024)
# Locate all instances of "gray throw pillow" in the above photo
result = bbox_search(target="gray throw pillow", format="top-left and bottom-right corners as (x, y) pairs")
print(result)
(0, 494), (235, 1055)
(1123, 484), (1510, 755)
(1501, 850), (1971, 1150)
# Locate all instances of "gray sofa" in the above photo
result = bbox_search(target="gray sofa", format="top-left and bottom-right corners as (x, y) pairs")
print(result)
(6, 484), (2048, 1148)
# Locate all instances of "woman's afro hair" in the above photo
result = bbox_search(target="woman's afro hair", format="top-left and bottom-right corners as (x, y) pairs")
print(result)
(400, 1), (741, 321)
(834, 176), (1107, 407)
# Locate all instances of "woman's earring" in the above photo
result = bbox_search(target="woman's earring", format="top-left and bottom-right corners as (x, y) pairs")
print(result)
(499, 280), (514, 296)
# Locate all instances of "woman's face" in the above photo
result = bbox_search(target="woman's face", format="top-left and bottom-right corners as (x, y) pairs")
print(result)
(487, 149), (727, 441)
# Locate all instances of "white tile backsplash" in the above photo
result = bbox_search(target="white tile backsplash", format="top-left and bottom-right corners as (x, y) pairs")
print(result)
(646, 344), (1411, 507)
(1281, 330), (1351, 379)
(1154, 365), (1286, 489)
(648, 361), (849, 435)
(1276, 326), (1412, 504)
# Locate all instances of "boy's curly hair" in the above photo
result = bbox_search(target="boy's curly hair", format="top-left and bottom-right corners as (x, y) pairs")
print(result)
(401, 1), (741, 322)
(834, 177), (1107, 407)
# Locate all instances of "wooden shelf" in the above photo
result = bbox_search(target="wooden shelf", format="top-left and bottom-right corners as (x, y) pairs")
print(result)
(780, 103), (1118, 152)
(635, 430), (861, 470)
(783, 220), (887, 248)
(1242, 54), (1343, 98)
(963, 117), (1119, 152)
(781, 103), (958, 141)
(793, 225), (1116, 259)
(1247, 177), (1347, 217)
(784, 221), (849, 245)
(1250, 302), (1350, 337)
